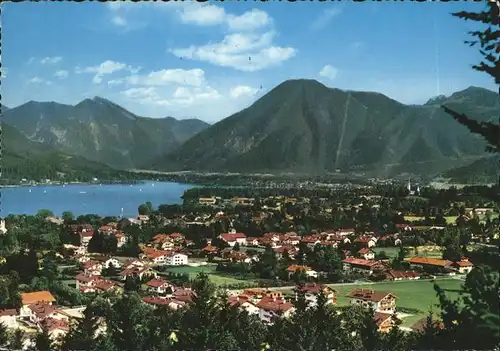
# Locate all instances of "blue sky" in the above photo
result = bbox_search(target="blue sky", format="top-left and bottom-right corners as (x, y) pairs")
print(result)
(2, 1), (497, 122)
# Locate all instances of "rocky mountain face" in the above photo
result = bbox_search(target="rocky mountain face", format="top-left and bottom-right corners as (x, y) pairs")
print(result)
(148, 80), (499, 177)
(2, 97), (209, 169)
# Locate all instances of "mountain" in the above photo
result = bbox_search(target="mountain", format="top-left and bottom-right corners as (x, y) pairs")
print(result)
(441, 155), (499, 184)
(148, 80), (499, 177)
(2, 97), (209, 169)
(1, 123), (128, 183)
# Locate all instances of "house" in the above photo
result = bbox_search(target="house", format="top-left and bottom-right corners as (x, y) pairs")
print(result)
(228, 295), (260, 315)
(40, 317), (70, 341)
(28, 302), (57, 324)
(93, 256), (121, 269)
(75, 272), (100, 291)
(411, 317), (444, 333)
(256, 294), (294, 324)
(201, 245), (218, 254)
(358, 248), (375, 260)
(146, 279), (175, 295)
(407, 257), (454, 273)
(119, 265), (156, 281)
(374, 312), (396, 333)
(0, 218), (7, 235)
(452, 259), (474, 274)
(141, 248), (170, 265)
(294, 283), (337, 307)
(342, 258), (385, 275)
(0, 309), (18, 329)
(165, 252), (188, 266)
(115, 232), (127, 248)
(347, 289), (398, 314)
(82, 260), (103, 275)
(287, 265), (318, 278)
(247, 237), (261, 246)
(199, 197), (217, 205)
(218, 232), (247, 247)
(20, 291), (56, 317)
(79, 229), (95, 246)
(386, 270), (421, 281)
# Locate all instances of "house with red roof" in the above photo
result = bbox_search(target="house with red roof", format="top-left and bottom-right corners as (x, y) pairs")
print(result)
(358, 248), (375, 260)
(0, 309), (18, 329)
(342, 258), (384, 275)
(347, 289), (398, 314)
(146, 279), (175, 295)
(452, 259), (474, 274)
(256, 293), (294, 324)
(374, 312), (396, 333)
(294, 283), (337, 307)
(218, 231), (247, 247)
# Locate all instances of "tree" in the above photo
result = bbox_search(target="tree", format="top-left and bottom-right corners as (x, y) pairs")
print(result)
(442, 3), (500, 154)
(0, 323), (8, 347)
(62, 303), (100, 351)
(8, 329), (24, 349)
(138, 204), (151, 216)
(233, 242), (240, 251)
(61, 211), (74, 222)
(433, 264), (500, 349)
(36, 209), (54, 219)
(31, 327), (54, 351)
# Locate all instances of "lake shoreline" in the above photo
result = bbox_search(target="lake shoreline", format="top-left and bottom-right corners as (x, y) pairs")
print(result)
(1, 181), (196, 217)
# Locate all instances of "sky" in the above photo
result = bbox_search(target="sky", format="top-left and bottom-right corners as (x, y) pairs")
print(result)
(1, 1), (497, 123)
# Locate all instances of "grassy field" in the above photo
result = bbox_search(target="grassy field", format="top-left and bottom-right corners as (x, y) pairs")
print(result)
(404, 216), (457, 224)
(331, 278), (464, 327)
(372, 246), (443, 259)
(163, 265), (259, 287)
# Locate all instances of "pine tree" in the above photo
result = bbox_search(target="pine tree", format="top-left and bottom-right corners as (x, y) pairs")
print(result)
(0, 322), (8, 347)
(61, 303), (100, 351)
(31, 328), (54, 351)
(8, 329), (25, 350)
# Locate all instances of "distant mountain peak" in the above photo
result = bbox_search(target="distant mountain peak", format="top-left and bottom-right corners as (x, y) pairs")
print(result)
(425, 95), (448, 105)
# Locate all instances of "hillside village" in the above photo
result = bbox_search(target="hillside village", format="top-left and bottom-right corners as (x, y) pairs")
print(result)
(1, 182), (497, 348)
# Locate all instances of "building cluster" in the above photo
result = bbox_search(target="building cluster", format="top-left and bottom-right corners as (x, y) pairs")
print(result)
(0, 291), (87, 347)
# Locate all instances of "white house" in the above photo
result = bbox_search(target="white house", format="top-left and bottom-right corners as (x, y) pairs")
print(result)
(256, 295), (295, 324)
(218, 232), (247, 247)
(0, 309), (18, 329)
(358, 248), (375, 260)
(146, 279), (175, 295)
(347, 289), (398, 314)
(294, 283), (337, 307)
(165, 252), (188, 266)
(20, 291), (56, 317)
(0, 218), (7, 235)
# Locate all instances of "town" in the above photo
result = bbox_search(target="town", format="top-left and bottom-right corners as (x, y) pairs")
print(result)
(0, 181), (498, 350)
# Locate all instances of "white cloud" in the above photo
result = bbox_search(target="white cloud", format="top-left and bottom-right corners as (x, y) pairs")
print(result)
(171, 31), (296, 72)
(27, 77), (52, 85)
(230, 85), (259, 99)
(27, 77), (44, 84)
(40, 56), (63, 65)
(227, 9), (271, 32)
(112, 15), (127, 26)
(319, 65), (338, 81)
(80, 60), (139, 84)
(311, 8), (342, 31)
(178, 4), (270, 31)
(120, 84), (222, 107)
(178, 3), (227, 26)
(54, 70), (69, 79)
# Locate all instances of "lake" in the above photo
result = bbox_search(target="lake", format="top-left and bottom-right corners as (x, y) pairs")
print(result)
(0, 181), (196, 217)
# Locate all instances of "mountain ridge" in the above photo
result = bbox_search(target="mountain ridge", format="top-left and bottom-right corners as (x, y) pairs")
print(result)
(147, 79), (498, 177)
(2, 97), (210, 169)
